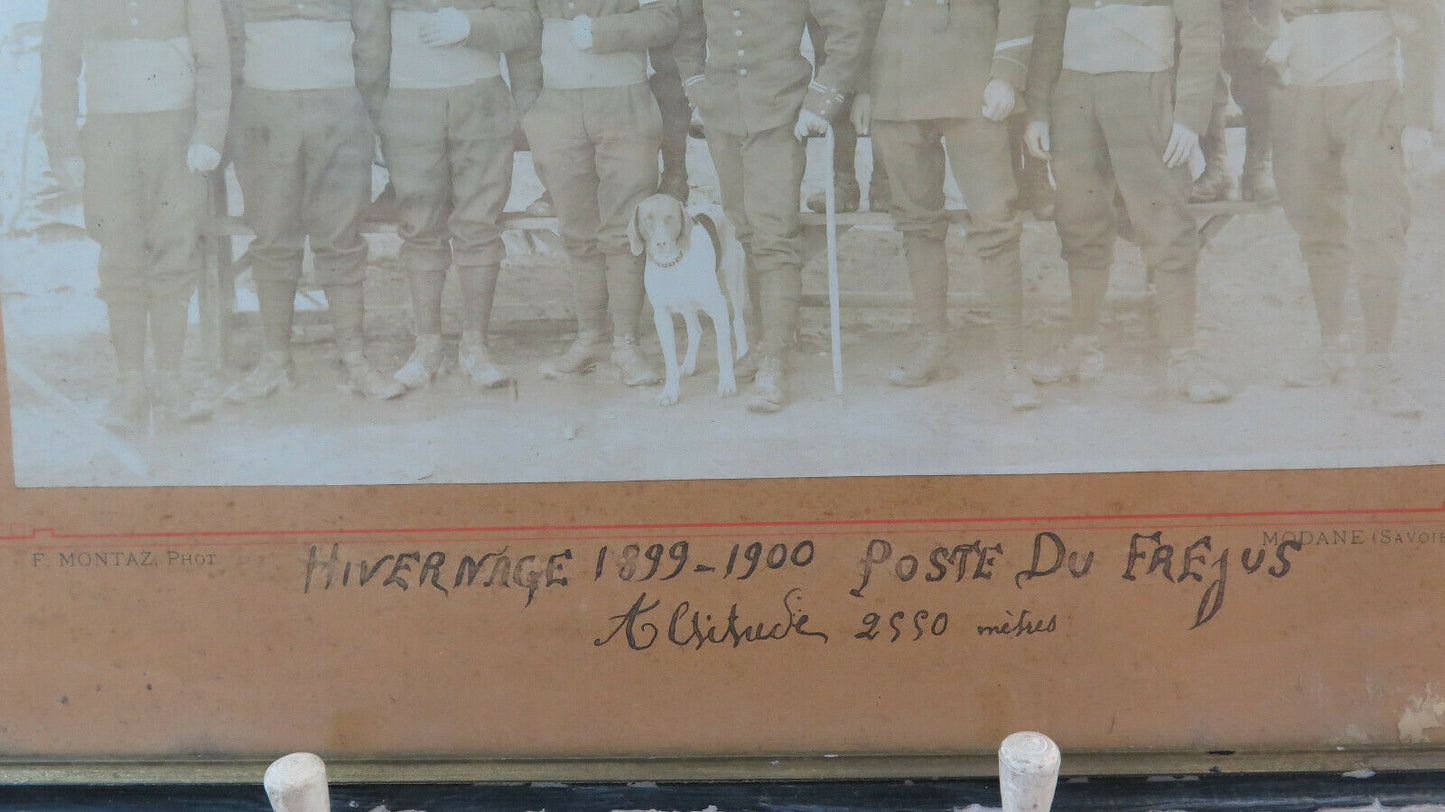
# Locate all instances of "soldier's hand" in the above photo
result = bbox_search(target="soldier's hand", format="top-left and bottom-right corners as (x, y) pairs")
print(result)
(1163, 122), (1199, 169)
(55, 156), (85, 191)
(1023, 119), (1051, 161)
(186, 144), (222, 174)
(570, 15), (595, 51)
(793, 109), (830, 140)
(420, 7), (471, 47)
(851, 93), (872, 136)
(1402, 126), (1435, 177)
(981, 78), (1016, 122)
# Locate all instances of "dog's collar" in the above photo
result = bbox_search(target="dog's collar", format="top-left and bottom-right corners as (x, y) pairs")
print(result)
(651, 248), (686, 268)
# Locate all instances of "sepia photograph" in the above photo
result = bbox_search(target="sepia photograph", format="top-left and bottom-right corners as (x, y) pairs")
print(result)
(0, 0), (1441, 487)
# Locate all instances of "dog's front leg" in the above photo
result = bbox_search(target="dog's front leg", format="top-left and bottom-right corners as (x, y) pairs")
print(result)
(654, 309), (682, 406)
(704, 299), (737, 397)
(681, 311), (702, 377)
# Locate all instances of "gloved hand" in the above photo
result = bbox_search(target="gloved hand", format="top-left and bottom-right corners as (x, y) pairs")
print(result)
(981, 78), (1016, 122)
(420, 7), (471, 47)
(1163, 121), (1200, 169)
(793, 108), (830, 140)
(1023, 119), (1050, 161)
(186, 144), (222, 174)
(570, 14), (595, 50)
(850, 93), (872, 136)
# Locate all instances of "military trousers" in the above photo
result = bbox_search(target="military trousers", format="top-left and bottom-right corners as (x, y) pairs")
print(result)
(81, 110), (207, 308)
(379, 79), (516, 276)
(872, 116), (1024, 352)
(235, 86), (373, 287)
(705, 123), (807, 357)
(1274, 80), (1410, 352)
(1050, 70), (1201, 347)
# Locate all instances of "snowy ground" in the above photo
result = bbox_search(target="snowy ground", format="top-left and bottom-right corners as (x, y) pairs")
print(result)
(3, 5), (1445, 487)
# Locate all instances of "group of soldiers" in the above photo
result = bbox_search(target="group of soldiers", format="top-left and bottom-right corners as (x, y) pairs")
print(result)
(40, 0), (1438, 430)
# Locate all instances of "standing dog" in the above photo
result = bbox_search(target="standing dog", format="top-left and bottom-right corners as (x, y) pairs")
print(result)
(628, 194), (750, 406)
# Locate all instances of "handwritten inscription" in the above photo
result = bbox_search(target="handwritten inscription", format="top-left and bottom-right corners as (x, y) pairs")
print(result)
(592, 588), (829, 651)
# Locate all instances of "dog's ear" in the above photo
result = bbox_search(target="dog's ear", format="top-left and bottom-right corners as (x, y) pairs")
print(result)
(676, 200), (694, 257)
(628, 204), (647, 257)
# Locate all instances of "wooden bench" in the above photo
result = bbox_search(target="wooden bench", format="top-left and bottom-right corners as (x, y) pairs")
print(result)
(200, 199), (1273, 369)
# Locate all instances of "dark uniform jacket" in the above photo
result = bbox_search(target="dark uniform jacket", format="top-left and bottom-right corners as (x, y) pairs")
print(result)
(387, 0), (542, 109)
(675, 0), (867, 136)
(1278, 0), (1439, 128)
(860, 0), (1040, 121)
(1025, 0), (1221, 134)
(225, 0), (391, 118)
(42, 0), (231, 165)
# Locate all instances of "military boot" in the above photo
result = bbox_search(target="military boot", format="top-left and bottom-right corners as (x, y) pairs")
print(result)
(1028, 334), (1106, 384)
(459, 330), (513, 388)
(1240, 132), (1278, 203)
(612, 336), (661, 386)
(151, 371), (212, 424)
(1003, 361), (1042, 410)
(746, 355), (788, 414)
(1363, 354), (1422, 418)
(1284, 334), (1354, 387)
(1166, 348), (1232, 403)
(807, 173), (861, 214)
(1189, 131), (1236, 203)
(101, 372), (150, 431)
(226, 351), (295, 402)
(868, 161), (892, 212)
(394, 334), (444, 389)
(327, 284), (405, 400)
(540, 330), (610, 378)
(342, 351), (406, 400)
(886, 332), (950, 388)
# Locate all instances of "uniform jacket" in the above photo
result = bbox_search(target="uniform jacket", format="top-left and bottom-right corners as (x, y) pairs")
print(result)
(224, 0), (391, 119)
(387, 0), (543, 110)
(860, 0), (1040, 121)
(523, 1), (679, 56)
(41, 0), (231, 166)
(675, 0), (867, 137)
(1025, 0), (1222, 134)
(1278, 0), (1438, 128)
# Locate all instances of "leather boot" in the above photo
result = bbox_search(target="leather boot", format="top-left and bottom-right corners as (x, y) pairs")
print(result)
(225, 350), (296, 403)
(394, 333), (444, 389)
(746, 355), (787, 414)
(459, 330), (512, 388)
(101, 372), (150, 431)
(540, 330), (610, 377)
(327, 284), (405, 400)
(1166, 348), (1232, 403)
(612, 335), (661, 386)
(1241, 128), (1278, 203)
(1028, 334), (1106, 384)
(807, 173), (861, 214)
(1284, 334), (1354, 387)
(868, 154), (892, 212)
(886, 332), (950, 388)
(151, 370), (212, 423)
(1189, 112), (1236, 203)
(1003, 360), (1042, 410)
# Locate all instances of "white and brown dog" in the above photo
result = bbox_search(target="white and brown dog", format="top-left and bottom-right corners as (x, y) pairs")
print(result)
(628, 194), (750, 406)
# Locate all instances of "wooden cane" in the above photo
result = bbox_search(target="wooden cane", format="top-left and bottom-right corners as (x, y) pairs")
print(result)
(824, 126), (843, 395)
(999, 731), (1061, 812)
(264, 752), (330, 812)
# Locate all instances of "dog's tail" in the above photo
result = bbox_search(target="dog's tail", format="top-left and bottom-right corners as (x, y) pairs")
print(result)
(691, 204), (749, 359)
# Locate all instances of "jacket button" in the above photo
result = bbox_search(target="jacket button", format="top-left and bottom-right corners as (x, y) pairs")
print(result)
(732, 8), (741, 16)
(738, 67), (747, 76)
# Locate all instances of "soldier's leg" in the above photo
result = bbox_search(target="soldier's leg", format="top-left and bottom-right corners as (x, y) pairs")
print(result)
(449, 78), (519, 388)
(526, 89), (611, 375)
(1102, 72), (1230, 403)
(143, 109), (212, 422)
(1342, 83), (1417, 415)
(227, 88), (306, 402)
(871, 119), (952, 388)
(1224, 46), (1277, 202)
(304, 89), (403, 400)
(81, 114), (151, 428)
(740, 125), (808, 413)
(1191, 71), (1237, 203)
(705, 127), (760, 379)
(1035, 71), (1114, 384)
(380, 88), (453, 389)
(594, 84), (663, 385)
(944, 116), (1038, 409)
(1009, 113), (1053, 219)
(1274, 85), (1354, 386)
(649, 44), (691, 202)
(805, 17), (861, 214)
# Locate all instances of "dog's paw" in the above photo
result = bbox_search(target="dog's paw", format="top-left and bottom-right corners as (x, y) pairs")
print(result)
(718, 376), (738, 398)
(656, 386), (681, 406)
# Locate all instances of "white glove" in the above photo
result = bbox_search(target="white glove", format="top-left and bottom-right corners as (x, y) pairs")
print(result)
(981, 78), (1016, 122)
(1163, 121), (1200, 169)
(420, 7), (471, 47)
(1402, 126), (1435, 176)
(793, 108), (830, 140)
(1023, 119), (1050, 161)
(570, 15), (595, 51)
(186, 144), (222, 174)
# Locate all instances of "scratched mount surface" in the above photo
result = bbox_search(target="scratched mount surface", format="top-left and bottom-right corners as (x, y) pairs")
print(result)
(1, 493), (1442, 762)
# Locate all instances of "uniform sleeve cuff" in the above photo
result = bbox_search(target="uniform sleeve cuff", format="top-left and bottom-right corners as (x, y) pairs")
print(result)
(990, 56), (1028, 93)
(804, 81), (847, 121)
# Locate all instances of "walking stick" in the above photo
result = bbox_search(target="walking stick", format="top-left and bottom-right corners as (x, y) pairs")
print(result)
(824, 126), (843, 395)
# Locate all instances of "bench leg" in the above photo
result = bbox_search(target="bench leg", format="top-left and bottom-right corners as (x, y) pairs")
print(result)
(199, 173), (235, 370)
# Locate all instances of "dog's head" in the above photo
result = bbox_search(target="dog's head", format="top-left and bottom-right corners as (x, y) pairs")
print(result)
(629, 194), (693, 263)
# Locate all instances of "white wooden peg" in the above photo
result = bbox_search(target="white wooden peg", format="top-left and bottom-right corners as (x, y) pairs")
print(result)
(265, 752), (331, 812)
(998, 731), (1062, 812)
